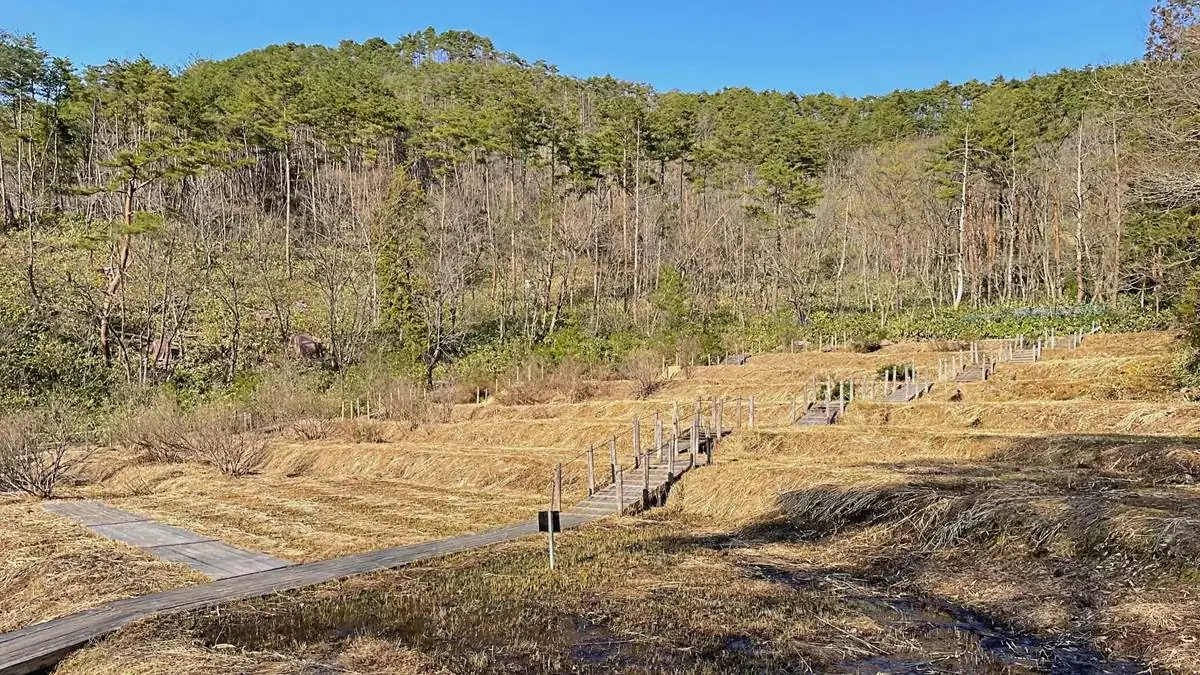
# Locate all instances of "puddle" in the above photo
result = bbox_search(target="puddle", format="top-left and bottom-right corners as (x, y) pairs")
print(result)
(745, 563), (1147, 675)
(566, 616), (628, 666)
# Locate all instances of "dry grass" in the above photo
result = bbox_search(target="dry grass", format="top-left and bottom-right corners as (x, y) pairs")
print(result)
(56, 518), (1065, 675)
(68, 446), (549, 562)
(16, 330), (1200, 673)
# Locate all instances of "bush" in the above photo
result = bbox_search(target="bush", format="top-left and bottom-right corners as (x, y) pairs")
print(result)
(112, 402), (267, 477)
(249, 367), (336, 428)
(186, 407), (268, 477)
(111, 398), (194, 462)
(816, 381), (854, 402)
(290, 418), (336, 441)
(342, 419), (388, 444)
(622, 350), (666, 399)
(365, 376), (453, 429)
(0, 411), (81, 498)
(495, 358), (597, 405)
(877, 363), (911, 380)
(849, 339), (882, 353)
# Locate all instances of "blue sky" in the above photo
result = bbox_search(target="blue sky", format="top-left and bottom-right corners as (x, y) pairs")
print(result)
(8, 0), (1154, 97)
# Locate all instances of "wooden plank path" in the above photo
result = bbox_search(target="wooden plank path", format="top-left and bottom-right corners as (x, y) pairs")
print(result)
(954, 362), (991, 382)
(0, 430), (717, 675)
(42, 502), (291, 580)
(881, 380), (933, 403)
(566, 433), (714, 518)
(797, 401), (842, 426)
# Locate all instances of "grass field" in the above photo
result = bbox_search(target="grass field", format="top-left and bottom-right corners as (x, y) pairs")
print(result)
(7, 331), (1199, 672)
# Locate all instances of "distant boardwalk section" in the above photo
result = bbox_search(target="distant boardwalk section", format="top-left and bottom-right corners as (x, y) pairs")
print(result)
(42, 501), (291, 580)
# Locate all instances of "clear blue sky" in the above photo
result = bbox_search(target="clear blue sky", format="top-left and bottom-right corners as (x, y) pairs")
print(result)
(8, 0), (1154, 97)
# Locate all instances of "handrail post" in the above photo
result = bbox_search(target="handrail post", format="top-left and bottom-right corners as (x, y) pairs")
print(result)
(654, 412), (664, 463)
(673, 401), (680, 440)
(712, 398), (722, 465)
(669, 432), (676, 478)
(586, 445), (596, 495)
(690, 416), (699, 468)
(615, 467), (624, 515)
(609, 437), (618, 484)
(642, 451), (651, 505)
(748, 396), (755, 427)
(553, 463), (562, 511)
(632, 418), (641, 467)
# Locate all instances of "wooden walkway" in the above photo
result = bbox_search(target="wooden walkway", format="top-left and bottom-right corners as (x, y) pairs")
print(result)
(954, 362), (991, 382)
(0, 433), (716, 675)
(796, 401), (842, 426)
(881, 380), (933, 403)
(1, 333), (1086, 674)
(566, 434), (714, 518)
(42, 502), (291, 580)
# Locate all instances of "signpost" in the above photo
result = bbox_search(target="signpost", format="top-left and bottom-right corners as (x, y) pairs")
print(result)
(538, 510), (562, 569)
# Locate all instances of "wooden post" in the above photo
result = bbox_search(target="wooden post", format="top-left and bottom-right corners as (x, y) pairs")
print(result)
(712, 399), (722, 465)
(642, 451), (651, 503)
(825, 379), (832, 406)
(615, 467), (624, 515)
(654, 413), (664, 462)
(690, 416), (699, 468)
(673, 401), (680, 440)
(553, 463), (563, 511)
(737, 397), (744, 428)
(632, 418), (641, 464)
(748, 396), (756, 427)
(669, 432), (677, 478)
(586, 446), (596, 495)
(790, 396), (797, 424)
(609, 437), (618, 483)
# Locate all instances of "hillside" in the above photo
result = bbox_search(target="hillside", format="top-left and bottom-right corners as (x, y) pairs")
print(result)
(2, 17), (1197, 408)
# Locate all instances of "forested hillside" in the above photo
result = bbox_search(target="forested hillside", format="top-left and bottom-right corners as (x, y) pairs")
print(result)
(2, 2), (1199, 408)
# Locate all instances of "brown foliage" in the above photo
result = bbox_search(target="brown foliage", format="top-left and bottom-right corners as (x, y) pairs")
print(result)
(0, 412), (81, 499)
(622, 351), (666, 399)
(496, 359), (597, 405)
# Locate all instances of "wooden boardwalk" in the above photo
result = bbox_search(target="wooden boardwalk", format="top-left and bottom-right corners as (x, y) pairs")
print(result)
(43, 502), (292, 580)
(881, 380), (933, 403)
(1, 430), (716, 675)
(566, 434), (714, 518)
(954, 362), (991, 382)
(796, 401), (842, 426)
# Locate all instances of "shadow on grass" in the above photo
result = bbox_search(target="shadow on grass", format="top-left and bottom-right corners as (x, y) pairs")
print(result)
(667, 431), (1200, 672)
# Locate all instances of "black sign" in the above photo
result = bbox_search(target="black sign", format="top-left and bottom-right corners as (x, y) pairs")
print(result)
(538, 510), (561, 533)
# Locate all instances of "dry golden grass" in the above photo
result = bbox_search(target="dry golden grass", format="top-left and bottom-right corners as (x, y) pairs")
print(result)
(18, 330), (1200, 673)
(56, 517), (1064, 675)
